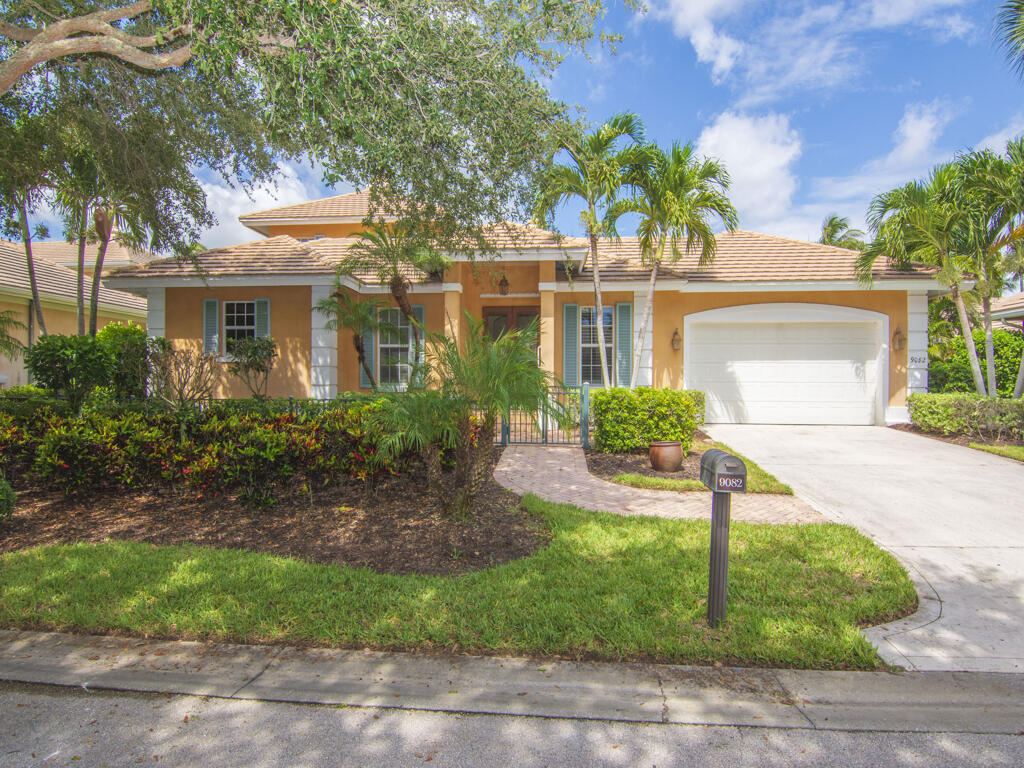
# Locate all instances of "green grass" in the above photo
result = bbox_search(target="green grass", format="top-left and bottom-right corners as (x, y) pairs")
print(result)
(0, 496), (915, 669)
(969, 442), (1024, 462)
(610, 440), (793, 495)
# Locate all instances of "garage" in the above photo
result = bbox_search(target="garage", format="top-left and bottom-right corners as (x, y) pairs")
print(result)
(683, 303), (888, 425)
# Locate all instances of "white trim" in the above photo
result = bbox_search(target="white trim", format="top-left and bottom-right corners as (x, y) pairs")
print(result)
(309, 285), (338, 399)
(907, 290), (929, 396)
(681, 279), (943, 293)
(632, 290), (653, 387)
(104, 275), (338, 290)
(540, 280), (689, 293)
(0, 286), (146, 318)
(683, 303), (890, 426)
(145, 287), (165, 339)
(885, 406), (911, 424)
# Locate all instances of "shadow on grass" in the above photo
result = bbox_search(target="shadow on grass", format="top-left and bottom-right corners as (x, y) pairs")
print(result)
(0, 495), (916, 669)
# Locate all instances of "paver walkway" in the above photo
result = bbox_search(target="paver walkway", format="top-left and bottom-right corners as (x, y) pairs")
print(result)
(493, 445), (823, 525)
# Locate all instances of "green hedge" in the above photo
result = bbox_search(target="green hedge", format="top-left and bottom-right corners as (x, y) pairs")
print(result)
(591, 388), (700, 453)
(930, 329), (1023, 397)
(907, 393), (1024, 442)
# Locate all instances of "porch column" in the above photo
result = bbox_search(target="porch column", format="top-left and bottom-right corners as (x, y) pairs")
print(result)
(907, 290), (928, 395)
(539, 289), (555, 375)
(310, 285), (337, 399)
(444, 287), (462, 346)
(145, 287), (165, 339)
(633, 290), (653, 387)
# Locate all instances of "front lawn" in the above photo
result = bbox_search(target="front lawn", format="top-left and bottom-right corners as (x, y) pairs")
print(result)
(970, 442), (1024, 462)
(0, 495), (915, 669)
(590, 437), (794, 495)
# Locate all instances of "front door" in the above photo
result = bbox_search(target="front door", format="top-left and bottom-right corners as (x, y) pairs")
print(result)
(483, 307), (540, 341)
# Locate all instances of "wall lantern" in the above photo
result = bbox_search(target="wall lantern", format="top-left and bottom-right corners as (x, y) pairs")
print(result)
(892, 328), (907, 351)
(671, 328), (682, 350)
(498, 276), (510, 295)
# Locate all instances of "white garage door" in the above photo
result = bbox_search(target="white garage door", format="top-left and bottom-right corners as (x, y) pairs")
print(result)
(685, 307), (884, 425)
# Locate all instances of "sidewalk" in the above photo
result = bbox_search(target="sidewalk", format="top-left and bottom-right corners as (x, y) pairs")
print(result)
(2, 630), (1022, 734)
(494, 445), (824, 524)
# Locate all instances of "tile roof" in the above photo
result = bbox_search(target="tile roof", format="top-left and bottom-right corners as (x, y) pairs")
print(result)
(564, 231), (938, 283)
(238, 191), (381, 227)
(992, 293), (1024, 318)
(0, 240), (147, 312)
(30, 239), (158, 267)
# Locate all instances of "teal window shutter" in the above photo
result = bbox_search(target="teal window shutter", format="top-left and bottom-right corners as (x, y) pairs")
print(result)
(616, 302), (632, 387)
(360, 327), (375, 389)
(254, 298), (270, 338)
(412, 305), (426, 386)
(563, 303), (579, 386)
(203, 298), (219, 354)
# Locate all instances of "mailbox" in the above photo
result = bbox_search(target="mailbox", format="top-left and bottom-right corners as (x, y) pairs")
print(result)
(700, 449), (747, 494)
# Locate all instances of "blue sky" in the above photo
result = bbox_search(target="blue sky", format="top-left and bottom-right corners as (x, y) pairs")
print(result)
(197, 0), (1023, 254)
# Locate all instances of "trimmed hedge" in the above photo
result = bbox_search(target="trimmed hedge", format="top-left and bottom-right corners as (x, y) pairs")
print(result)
(929, 329), (1023, 398)
(592, 388), (701, 453)
(907, 392), (1024, 443)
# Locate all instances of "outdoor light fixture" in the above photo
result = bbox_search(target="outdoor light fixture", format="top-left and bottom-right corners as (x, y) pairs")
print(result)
(498, 276), (510, 295)
(671, 328), (682, 350)
(892, 328), (907, 351)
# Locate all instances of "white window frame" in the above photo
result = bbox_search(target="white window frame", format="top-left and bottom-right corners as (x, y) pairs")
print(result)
(580, 305), (614, 387)
(377, 307), (412, 389)
(222, 300), (257, 356)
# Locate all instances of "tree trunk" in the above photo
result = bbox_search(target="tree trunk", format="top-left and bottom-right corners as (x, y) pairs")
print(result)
(951, 283), (987, 395)
(352, 335), (376, 389)
(389, 274), (421, 372)
(588, 228), (611, 389)
(76, 202), (88, 335)
(88, 207), (113, 336)
(629, 237), (664, 388)
(981, 294), (998, 397)
(18, 200), (46, 337)
(452, 412), (496, 517)
(1013, 326), (1024, 398)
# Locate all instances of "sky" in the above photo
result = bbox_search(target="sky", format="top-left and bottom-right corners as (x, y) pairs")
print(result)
(192, 0), (1024, 262)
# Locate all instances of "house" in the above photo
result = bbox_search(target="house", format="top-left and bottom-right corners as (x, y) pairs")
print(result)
(0, 240), (149, 388)
(104, 192), (943, 425)
(993, 293), (1024, 332)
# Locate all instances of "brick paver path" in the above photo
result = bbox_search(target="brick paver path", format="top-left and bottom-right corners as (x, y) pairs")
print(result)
(494, 445), (825, 525)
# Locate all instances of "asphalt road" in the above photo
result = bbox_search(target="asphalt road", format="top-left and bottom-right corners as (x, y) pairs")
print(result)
(3, 682), (1023, 768)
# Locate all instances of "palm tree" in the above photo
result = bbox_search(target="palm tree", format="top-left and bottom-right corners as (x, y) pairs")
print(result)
(338, 219), (451, 377)
(533, 113), (647, 388)
(607, 142), (738, 387)
(314, 288), (390, 389)
(0, 309), (26, 359)
(997, 2), (1024, 78)
(819, 214), (866, 250)
(857, 164), (989, 395)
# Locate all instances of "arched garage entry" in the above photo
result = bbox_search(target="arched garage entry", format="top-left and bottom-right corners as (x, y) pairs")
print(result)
(682, 303), (890, 425)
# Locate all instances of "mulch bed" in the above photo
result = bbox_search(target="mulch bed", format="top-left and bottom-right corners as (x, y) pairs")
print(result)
(0, 451), (551, 576)
(888, 422), (1024, 448)
(585, 430), (711, 484)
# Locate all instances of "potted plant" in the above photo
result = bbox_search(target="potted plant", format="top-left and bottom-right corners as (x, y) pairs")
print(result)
(649, 441), (683, 472)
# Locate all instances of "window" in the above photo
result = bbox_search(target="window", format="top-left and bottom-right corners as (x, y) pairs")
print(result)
(580, 306), (614, 386)
(378, 308), (411, 386)
(223, 301), (256, 353)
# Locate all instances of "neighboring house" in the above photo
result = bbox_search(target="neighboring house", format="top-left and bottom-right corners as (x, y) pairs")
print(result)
(992, 294), (1024, 332)
(0, 241), (148, 388)
(30, 239), (159, 277)
(104, 192), (943, 425)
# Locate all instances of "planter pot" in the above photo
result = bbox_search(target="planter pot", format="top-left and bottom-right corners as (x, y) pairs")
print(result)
(649, 441), (683, 473)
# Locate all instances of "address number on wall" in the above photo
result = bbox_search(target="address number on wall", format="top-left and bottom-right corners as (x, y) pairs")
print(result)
(909, 356), (927, 366)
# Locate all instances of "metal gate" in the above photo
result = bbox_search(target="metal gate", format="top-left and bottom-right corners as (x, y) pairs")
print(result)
(498, 384), (591, 447)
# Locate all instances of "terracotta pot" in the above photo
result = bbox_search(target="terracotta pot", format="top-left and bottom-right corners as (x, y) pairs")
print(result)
(649, 441), (683, 473)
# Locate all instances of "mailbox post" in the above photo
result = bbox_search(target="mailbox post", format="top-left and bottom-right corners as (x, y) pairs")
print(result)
(699, 449), (747, 628)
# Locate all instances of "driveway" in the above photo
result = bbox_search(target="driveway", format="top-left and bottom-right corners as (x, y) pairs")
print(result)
(707, 425), (1024, 674)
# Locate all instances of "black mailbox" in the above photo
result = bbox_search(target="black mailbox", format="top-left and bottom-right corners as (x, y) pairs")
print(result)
(700, 449), (747, 494)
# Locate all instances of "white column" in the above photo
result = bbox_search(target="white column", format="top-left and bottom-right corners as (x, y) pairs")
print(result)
(145, 287), (165, 338)
(633, 291), (653, 387)
(310, 285), (337, 399)
(907, 290), (929, 395)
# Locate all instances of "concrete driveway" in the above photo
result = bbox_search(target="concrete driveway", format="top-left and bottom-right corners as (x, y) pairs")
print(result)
(707, 425), (1024, 674)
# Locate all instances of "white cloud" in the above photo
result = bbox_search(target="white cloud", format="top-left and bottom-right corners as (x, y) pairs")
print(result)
(198, 160), (336, 249)
(861, 0), (972, 36)
(651, 0), (750, 79)
(696, 111), (802, 229)
(977, 114), (1024, 152)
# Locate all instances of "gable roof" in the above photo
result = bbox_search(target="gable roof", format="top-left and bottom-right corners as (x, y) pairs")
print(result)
(992, 293), (1024, 320)
(29, 239), (158, 269)
(568, 231), (938, 283)
(0, 241), (147, 313)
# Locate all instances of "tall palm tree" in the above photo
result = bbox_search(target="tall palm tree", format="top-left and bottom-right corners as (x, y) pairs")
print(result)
(314, 288), (390, 389)
(533, 113), (647, 388)
(857, 164), (989, 395)
(607, 142), (738, 387)
(819, 214), (866, 250)
(0, 309), (26, 359)
(997, 2), (1024, 78)
(338, 219), (450, 377)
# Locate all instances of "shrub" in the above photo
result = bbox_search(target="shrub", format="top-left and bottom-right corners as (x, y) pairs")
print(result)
(227, 336), (278, 398)
(0, 474), (14, 522)
(592, 388), (700, 453)
(96, 322), (149, 400)
(0, 385), (71, 420)
(929, 329), (1023, 397)
(33, 419), (110, 495)
(148, 338), (216, 407)
(908, 392), (1024, 442)
(24, 334), (110, 413)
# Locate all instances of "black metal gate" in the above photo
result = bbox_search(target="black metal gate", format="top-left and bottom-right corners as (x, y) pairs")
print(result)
(498, 384), (591, 447)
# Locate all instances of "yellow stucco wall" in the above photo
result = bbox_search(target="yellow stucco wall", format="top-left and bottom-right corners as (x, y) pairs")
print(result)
(0, 295), (145, 389)
(651, 289), (909, 407)
(163, 286), (312, 398)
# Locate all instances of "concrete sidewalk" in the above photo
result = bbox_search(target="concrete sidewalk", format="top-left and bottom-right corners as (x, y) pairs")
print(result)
(2, 630), (1023, 735)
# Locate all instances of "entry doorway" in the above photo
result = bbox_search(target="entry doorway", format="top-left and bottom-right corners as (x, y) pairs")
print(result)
(483, 307), (540, 342)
